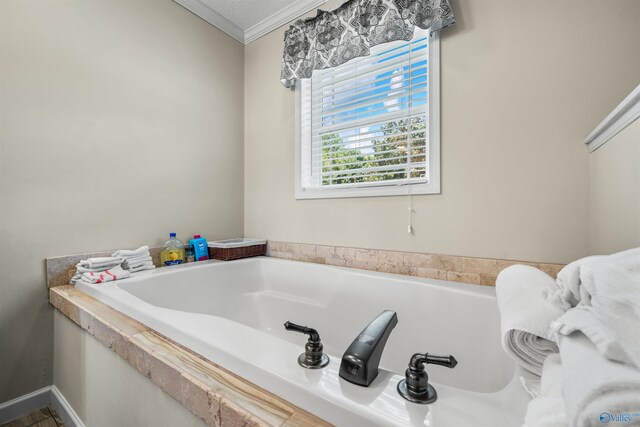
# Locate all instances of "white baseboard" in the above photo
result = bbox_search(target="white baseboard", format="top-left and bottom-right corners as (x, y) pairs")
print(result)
(0, 386), (84, 427)
(51, 386), (84, 427)
(0, 386), (51, 424)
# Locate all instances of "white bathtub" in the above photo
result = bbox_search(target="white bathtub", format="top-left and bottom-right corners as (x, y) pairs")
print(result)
(75, 257), (531, 426)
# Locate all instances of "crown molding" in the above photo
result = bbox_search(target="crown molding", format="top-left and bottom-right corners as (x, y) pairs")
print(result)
(174, 0), (245, 43)
(585, 84), (640, 153)
(244, 0), (327, 44)
(174, 0), (327, 45)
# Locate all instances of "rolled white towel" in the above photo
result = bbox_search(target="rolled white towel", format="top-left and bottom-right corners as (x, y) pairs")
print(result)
(559, 330), (640, 427)
(81, 265), (131, 284)
(112, 245), (150, 259)
(79, 256), (122, 270)
(523, 354), (566, 427)
(496, 265), (565, 375)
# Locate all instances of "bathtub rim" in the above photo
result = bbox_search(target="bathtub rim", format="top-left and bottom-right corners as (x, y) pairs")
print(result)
(119, 255), (499, 300)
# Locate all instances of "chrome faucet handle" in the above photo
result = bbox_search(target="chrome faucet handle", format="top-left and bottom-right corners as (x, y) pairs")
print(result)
(284, 321), (329, 369)
(397, 352), (458, 404)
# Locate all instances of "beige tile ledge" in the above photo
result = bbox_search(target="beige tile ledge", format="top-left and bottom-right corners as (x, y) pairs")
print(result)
(49, 286), (332, 427)
(267, 241), (565, 286)
(46, 246), (235, 288)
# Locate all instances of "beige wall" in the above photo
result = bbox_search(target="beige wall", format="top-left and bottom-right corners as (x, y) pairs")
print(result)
(589, 119), (640, 254)
(0, 0), (244, 402)
(2, 0), (640, 409)
(244, 0), (640, 265)
(53, 311), (206, 426)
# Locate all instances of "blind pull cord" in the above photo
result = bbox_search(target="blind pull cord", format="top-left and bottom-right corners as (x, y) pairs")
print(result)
(407, 186), (414, 234)
(407, 40), (414, 235)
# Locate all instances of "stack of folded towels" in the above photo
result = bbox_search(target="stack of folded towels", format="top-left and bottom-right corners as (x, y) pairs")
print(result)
(112, 245), (155, 273)
(496, 247), (640, 427)
(70, 256), (129, 285)
(70, 245), (156, 285)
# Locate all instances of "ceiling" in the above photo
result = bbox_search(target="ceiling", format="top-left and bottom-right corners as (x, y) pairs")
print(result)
(174, 0), (328, 44)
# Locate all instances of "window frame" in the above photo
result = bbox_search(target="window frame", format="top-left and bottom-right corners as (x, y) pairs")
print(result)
(294, 31), (441, 200)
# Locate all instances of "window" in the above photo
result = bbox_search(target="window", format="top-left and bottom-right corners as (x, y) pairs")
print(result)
(295, 28), (440, 199)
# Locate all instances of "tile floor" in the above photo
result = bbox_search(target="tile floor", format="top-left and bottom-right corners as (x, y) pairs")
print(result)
(1, 407), (64, 427)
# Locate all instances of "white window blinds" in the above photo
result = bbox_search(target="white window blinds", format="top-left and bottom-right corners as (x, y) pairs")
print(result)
(299, 28), (430, 192)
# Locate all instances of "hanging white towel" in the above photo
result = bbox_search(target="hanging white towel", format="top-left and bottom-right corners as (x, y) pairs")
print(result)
(553, 260), (640, 368)
(552, 308), (630, 365)
(523, 354), (566, 427)
(549, 247), (640, 310)
(558, 331), (640, 427)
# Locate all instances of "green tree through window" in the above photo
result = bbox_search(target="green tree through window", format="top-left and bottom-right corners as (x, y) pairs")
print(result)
(321, 116), (426, 186)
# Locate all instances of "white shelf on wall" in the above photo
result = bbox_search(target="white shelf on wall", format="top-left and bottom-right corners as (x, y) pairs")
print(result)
(585, 83), (640, 152)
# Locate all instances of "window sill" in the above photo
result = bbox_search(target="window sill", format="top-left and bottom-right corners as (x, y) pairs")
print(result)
(295, 181), (440, 199)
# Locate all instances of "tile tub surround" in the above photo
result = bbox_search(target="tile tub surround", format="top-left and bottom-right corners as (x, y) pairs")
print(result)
(46, 243), (565, 289)
(266, 241), (565, 286)
(48, 286), (330, 427)
(45, 247), (164, 288)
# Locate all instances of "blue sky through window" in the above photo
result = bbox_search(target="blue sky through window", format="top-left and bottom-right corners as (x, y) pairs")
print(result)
(319, 36), (428, 130)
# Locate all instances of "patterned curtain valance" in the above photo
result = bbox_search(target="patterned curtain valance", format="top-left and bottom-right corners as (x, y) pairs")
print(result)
(280, 0), (454, 88)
